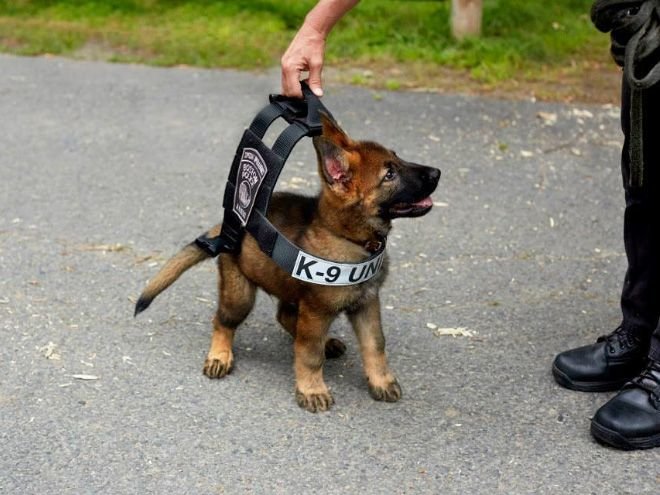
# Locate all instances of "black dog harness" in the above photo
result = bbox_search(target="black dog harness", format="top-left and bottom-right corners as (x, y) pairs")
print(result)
(194, 83), (386, 286)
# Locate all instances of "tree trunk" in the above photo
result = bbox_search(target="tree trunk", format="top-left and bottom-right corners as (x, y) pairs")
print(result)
(451, 0), (483, 39)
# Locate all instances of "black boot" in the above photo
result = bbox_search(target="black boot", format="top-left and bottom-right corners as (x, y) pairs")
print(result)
(591, 360), (660, 450)
(552, 325), (650, 392)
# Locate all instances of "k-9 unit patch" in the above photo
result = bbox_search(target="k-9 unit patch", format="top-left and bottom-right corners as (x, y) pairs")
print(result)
(233, 147), (268, 226)
(292, 250), (386, 286)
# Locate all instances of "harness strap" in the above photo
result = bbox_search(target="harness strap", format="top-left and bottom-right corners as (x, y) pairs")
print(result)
(249, 103), (284, 139)
(246, 211), (386, 286)
(272, 122), (310, 160)
(195, 82), (387, 286)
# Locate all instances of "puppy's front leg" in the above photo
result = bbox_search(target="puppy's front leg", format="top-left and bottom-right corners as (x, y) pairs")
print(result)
(294, 301), (334, 412)
(348, 294), (401, 402)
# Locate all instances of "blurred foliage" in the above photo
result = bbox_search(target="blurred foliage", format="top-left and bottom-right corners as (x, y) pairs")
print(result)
(0, 1), (608, 82)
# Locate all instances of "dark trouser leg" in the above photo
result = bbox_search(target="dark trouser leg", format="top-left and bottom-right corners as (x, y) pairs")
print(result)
(621, 192), (660, 334)
(620, 78), (660, 348)
(620, 80), (660, 360)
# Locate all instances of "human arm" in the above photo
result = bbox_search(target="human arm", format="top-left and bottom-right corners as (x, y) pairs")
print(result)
(281, 0), (360, 98)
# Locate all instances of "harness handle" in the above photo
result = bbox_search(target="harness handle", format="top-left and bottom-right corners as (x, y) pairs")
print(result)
(268, 82), (329, 136)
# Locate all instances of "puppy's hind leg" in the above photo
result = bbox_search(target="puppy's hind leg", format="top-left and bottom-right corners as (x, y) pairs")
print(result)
(203, 254), (256, 379)
(277, 301), (346, 359)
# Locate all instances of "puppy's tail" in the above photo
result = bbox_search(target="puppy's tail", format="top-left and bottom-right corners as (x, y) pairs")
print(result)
(134, 225), (220, 317)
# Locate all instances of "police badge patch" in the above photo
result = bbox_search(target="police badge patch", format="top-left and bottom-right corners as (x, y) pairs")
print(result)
(233, 147), (268, 226)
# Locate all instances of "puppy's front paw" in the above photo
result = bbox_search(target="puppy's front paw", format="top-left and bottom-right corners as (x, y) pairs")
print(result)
(368, 378), (402, 402)
(295, 388), (334, 413)
(203, 351), (233, 379)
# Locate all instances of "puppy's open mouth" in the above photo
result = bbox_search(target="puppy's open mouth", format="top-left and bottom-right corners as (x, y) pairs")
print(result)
(389, 196), (434, 217)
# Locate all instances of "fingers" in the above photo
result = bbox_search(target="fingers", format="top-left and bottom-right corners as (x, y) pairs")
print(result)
(281, 64), (304, 99)
(281, 69), (323, 99)
(281, 56), (323, 99)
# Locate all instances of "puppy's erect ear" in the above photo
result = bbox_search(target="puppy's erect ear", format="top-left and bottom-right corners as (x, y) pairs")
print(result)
(319, 111), (351, 149)
(313, 112), (353, 187)
(314, 135), (351, 186)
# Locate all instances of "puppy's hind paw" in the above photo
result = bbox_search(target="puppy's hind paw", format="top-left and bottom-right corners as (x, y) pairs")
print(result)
(368, 379), (402, 402)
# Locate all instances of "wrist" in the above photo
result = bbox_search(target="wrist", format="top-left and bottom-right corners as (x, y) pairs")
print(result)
(299, 19), (329, 41)
(304, 0), (359, 37)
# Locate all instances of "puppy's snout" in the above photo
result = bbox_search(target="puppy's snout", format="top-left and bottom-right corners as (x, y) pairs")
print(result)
(423, 167), (441, 188)
(427, 167), (441, 184)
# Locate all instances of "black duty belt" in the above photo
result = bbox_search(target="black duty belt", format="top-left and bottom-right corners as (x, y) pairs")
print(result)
(194, 83), (386, 286)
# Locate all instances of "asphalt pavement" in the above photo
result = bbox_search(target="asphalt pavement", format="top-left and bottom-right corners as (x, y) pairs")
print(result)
(1, 54), (658, 494)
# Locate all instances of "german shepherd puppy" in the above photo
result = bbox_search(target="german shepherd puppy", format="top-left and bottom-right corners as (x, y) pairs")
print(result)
(135, 114), (440, 412)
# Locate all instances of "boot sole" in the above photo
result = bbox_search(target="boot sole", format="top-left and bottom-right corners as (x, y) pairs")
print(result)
(552, 363), (628, 392)
(591, 420), (660, 450)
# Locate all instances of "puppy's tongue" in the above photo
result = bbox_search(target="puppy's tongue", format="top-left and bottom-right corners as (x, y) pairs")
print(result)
(412, 197), (433, 208)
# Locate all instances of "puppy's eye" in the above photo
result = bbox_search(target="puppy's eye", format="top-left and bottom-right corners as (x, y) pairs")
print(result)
(384, 167), (397, 181)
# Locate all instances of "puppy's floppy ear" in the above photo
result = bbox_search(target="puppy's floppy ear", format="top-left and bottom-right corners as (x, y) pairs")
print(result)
(313, 111), (353, 186)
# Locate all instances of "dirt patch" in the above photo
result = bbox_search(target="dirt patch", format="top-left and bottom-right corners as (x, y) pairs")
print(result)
(327, 60), (622, 104)
(71, 39), (156, 63)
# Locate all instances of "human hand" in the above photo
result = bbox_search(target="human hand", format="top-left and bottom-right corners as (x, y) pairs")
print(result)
(281, 24), (326, 99)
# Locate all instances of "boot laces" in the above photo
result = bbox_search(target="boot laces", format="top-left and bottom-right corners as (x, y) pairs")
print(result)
(630, 361), (660, 397)
(598, 325), (639, 354)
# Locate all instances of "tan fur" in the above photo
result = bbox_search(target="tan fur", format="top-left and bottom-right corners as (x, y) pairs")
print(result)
(135, 114), (439, 412)
(137, 243), (211, 307)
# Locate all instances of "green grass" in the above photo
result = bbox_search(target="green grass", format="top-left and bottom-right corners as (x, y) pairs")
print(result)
(0, 0), (609, 83)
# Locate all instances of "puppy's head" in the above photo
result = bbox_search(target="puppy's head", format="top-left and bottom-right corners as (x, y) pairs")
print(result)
(313, 113), (440, 226)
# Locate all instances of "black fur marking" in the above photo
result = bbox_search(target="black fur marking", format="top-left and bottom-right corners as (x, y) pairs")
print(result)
(217, 312), (246, 329)
(134, 296), (153, 317)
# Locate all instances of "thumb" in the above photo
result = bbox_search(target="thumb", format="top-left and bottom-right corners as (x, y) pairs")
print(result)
(307, 62), (324, 97)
